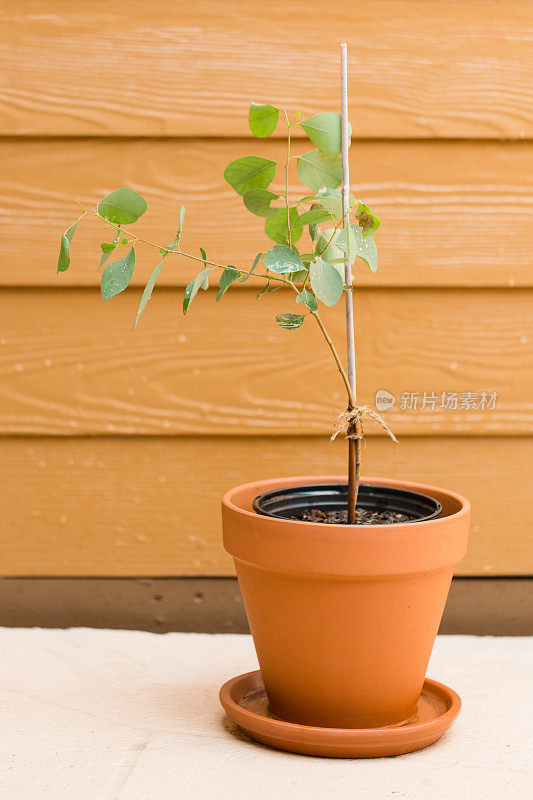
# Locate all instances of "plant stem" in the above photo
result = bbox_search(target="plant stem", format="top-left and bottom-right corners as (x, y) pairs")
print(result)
(311, 310), (355, 408)
(83, 208), (290, 285)
(341, 42), (360, 523)
(283, 110), (292, 248)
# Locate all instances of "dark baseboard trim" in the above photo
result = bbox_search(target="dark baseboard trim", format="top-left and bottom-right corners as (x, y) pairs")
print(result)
(0, 577), (530, 635)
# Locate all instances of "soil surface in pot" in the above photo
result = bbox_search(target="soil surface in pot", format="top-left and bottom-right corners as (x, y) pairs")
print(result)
(296, 508), (411, 524)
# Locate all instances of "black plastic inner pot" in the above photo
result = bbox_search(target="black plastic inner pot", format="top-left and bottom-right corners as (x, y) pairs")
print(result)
(253, 483), (442, 524)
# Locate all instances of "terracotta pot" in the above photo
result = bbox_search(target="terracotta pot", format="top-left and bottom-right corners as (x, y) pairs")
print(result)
(222, 475), (470, 729)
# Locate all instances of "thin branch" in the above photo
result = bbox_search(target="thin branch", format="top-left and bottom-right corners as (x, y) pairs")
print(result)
(311, 311), (355, 408)
(82, 207), (292, 285)
(283, 110), (292, 249)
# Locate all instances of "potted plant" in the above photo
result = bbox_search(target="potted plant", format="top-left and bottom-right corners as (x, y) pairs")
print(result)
(58, 47), (470, 756)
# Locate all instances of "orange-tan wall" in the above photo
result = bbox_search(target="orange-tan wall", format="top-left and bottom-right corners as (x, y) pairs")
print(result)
(1, 1), (531, 576)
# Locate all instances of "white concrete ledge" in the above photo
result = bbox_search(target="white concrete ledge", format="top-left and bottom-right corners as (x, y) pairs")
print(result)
(0, 629), (530, 798)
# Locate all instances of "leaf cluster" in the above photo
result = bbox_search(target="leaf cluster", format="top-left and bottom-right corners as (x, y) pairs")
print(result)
(57, 103), (381, 336)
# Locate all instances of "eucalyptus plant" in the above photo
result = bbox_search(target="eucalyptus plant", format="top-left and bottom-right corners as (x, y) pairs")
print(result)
(58, 103), (381, 519)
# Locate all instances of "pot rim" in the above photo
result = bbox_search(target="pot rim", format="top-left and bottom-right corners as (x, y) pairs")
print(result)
(222, 474), (470, 531)
(222, 476), (470, 576)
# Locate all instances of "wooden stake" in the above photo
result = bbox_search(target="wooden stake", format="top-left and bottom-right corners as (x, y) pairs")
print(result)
(340, 43), (361, 523)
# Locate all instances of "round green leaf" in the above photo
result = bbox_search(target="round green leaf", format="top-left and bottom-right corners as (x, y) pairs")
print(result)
(309, 256), (344, 306)
(296, 208), (333, 228)
(300, 112), (351, 155)
(299, 188), (356, 220)
(296, 150), (343, 192)
(101, 247), (136, 301)
(296, 289), (318, 312)
(263, 245), (304, 273)
(223, 156), (276, 196)
(336, 225), (378, 272)
(355, 202), (382, 236)
(243, 188), (280, 217)
(315, 230), (345, 263)
(97, 189), (147, 225)
(275, 313), (305, 330)
(264, 207), (303, 245)
(249, 103), (279, 137)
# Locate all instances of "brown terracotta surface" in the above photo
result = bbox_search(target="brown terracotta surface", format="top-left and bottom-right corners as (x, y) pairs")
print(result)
(222, 475), (470, 729)
(220, 670), (461, 758)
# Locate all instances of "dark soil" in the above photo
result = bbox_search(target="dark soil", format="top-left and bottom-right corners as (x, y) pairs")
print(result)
(295, 508), (412, 525)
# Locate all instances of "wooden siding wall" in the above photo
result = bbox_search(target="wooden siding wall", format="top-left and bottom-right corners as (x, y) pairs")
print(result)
(1, 1), (532, 576)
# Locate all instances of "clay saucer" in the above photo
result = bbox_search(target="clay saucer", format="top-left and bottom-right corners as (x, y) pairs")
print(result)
(220, 670), (461, 758)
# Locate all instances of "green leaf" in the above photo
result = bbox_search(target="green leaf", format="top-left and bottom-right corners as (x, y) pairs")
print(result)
(97, 189), (147, 225)
(57, 223), (78, 273)
(314, 230), (345, 264)
(174, 205), (186, 249)
(291, 269), (309, 282)
(199, 248), (210, 288)
(299, 188), (356, 221)
(336, 224), (378, 272)
(335, 224), (357, 264)
(265, 207), (302, 245)
(101, 247), (136, 301)
(307, 203), (321, 241)
(296, 150), (343, 192)
(300, 112), (351, 155)
(309, 256), (344, 306)
(296, 289), (318, 312)
(238, 252), (263, 282)
(217, 267), (240, 301)
(224, 156), (276, 196)
(98, 241), (117, 270)
(133, 260), (164, 329)
(243, 188), (280, 217)
(275, 313), (305, 330)
(263, 244), (304, 274)
(355, 202), (381, 237)
(256, 281), (271, 300)
(183, 267), (213, 314)
(296, 208), (333, 228)
(249, 103), (279, 137)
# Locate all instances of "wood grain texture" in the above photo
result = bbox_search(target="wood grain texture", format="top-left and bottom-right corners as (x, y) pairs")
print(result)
(0, 435), (530, 576)
(2, 138), (532, 288)
(0, 288), (530, 436)
(1, 1), (532, 139)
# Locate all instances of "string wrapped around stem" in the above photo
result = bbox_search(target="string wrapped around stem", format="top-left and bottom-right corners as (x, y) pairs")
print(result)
(331, 406), (398, 444)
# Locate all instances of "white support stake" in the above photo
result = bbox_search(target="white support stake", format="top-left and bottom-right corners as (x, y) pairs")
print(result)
(340, 43), (357, 406)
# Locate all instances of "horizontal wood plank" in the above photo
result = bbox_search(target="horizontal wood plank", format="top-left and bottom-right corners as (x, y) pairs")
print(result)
(2, 138), (532, 288)
(0, 288), (530, 436)
(0, 435), (530, 576)
(2, 1), (532, 139)
(1, 577), (531, 635)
